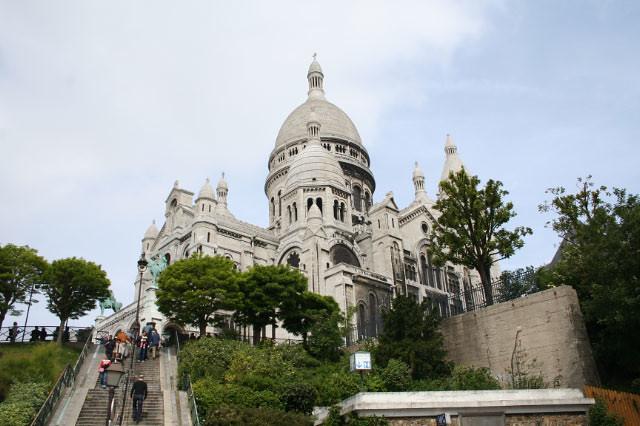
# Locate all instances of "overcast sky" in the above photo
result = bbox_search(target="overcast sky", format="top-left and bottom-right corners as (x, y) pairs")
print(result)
(1, 1), (639, 328)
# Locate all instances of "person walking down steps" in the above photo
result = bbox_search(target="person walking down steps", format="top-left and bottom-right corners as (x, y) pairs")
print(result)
(98, 358), (112, 389)
(131, 374), (148, 423)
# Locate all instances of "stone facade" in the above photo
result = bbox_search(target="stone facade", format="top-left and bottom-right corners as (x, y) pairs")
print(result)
(95, 57), (496, 339)
(440, 286), (600, 389)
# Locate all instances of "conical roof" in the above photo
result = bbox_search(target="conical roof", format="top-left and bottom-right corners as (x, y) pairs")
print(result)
(143, 220), (159, 239)
(440, 134), (464, 182)
(197, 178), (215, 200)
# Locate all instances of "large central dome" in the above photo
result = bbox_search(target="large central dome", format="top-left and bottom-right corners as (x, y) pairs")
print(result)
(274, 58), (362, 148)
(275, 98), (362, 148)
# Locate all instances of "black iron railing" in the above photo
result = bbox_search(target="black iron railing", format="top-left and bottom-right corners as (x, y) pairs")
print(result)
(0, 325), (90, 344)
(438, 269), (541, 318)
(30, 326), (95, 426)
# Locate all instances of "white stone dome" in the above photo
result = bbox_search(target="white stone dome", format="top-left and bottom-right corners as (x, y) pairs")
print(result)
(285, 141), (346, 192)
(197, 178), (215, 200)
(276, 98), (362, 148)
(143, 220), (159, 239)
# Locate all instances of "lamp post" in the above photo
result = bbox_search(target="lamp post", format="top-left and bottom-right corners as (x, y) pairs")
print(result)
(132, 253), (148, 368)
(104, 362), (125, 426)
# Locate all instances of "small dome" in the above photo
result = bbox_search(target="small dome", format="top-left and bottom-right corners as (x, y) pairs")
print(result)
(413, 161), (425, 179)
(308, 203), (322, 220)
(285, 141), (345, 193)
(217, 173), (228, 190)
(143, 220), (159, 240)
(276, 98), (362, 148)
(197, 178), (215, 200)
(308, 58), (323, 76)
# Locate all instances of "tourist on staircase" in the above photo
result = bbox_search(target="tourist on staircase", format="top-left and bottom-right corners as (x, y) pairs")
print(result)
(137, 331), (149, 362)
(130, 374), (148, 423)
(149, 328), (160, 360)
(104, 335), (115, 361)
(98, 358), (112, 389)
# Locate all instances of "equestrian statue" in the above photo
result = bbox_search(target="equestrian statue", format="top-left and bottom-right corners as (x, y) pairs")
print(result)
(99, 290), (123, 316)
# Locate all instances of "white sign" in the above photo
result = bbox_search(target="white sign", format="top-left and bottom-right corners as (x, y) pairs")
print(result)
(350, 351), (372, 371)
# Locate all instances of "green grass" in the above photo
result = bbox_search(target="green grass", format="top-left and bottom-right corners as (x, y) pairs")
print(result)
(0, 343), (82, 402)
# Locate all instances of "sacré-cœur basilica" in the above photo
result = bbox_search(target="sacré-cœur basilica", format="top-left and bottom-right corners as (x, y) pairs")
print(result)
(95, 57), (498, 341)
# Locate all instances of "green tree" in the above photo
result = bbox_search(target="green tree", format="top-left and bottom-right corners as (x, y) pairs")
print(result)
(156, 255), (239, 336)
(0, 244), (47, 329)
(539, 176), (640, 388)
(499, 266), (542, 301)
(375, 296), (449, 380)
(306, 310), (344, 362)
(280, 292), (339, 346)
(41, 257), (110, 344)
(430, 169), (532, 304)
(235, 265), (307, 344)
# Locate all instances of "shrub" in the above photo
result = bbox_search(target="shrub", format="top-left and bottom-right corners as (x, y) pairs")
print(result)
(588, 399), (623, 426)
(179, 338), (244, 381)
(315, 370), (362, 406)
(307, 311), (344, 362)
(204, 406), (312, 426)
(0, 381), (49, 426)
(447, 365), (501, 390)
(193, 377), (282, 418)
(280, 382), (317, 414)
(379, 359), (411, 391)
(323, 406), (389, 426)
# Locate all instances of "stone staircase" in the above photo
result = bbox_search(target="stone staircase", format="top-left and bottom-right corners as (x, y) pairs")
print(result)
(75, 354), (164, 425)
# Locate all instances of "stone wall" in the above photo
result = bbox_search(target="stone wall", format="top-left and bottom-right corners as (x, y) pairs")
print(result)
(440, 286), (599, 389)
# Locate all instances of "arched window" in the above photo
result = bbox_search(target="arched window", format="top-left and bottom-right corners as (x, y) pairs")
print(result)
(340, 203), (345, 222)
(286, 252), (300, 268)
(353, 186), (362, 212)
(364, 191), (371, 212)
(357, 303), (366, 340)
(333, 200), (339, 220)
(271, 197), (275, 217)
(208, 205), (211, 213)
(287, 206), (292, 224)
(368, 293), (377, 337)
(278, 190), (282, 217)
(307, 198), (313, 211)
(207, 232), (210, 243)
(293, 202), (298, 221)
(170, 199), (177, 208)
(330, 244), (360, 267)
(316, 197), (323, 214)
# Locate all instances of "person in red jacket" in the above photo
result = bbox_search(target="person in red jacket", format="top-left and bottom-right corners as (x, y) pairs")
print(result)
(98, 358), (112, 389)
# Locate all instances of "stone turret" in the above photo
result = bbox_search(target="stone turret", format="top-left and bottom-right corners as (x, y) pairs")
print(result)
(440, 134), (465, 183)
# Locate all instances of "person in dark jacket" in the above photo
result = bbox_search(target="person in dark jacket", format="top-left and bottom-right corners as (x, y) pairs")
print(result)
(39, 327), (47, 341)
(104, 335), (115, 361)
(130, 375), (147, 423)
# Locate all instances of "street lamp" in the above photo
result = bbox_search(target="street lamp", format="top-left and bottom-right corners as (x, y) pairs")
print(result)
(132, 253), (148, 364)
(104, 362), (125, 426)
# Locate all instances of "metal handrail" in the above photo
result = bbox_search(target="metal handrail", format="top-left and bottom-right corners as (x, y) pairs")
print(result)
(0, 325), (89, 344)
(30, 327), (94, 426)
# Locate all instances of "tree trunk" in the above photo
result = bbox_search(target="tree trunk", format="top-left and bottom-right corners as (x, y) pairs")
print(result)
(252, 324), (261, 345)
(271, 322), (276, 340)
(199, 320), (207, 337)
(57, 318), (65, 345)
(0, 309), (6, 330)
(477, 264), (494, 306)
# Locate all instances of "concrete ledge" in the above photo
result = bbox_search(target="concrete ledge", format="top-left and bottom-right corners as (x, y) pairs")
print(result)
(314, 389), (594, 425)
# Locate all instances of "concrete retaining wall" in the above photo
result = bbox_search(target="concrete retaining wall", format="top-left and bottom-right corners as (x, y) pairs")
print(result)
(440, 285), (599, 388)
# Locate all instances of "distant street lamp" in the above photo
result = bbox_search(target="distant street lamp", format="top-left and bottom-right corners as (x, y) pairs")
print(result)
(104, 362), (125, 426)
(132, 253), (148, 365)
